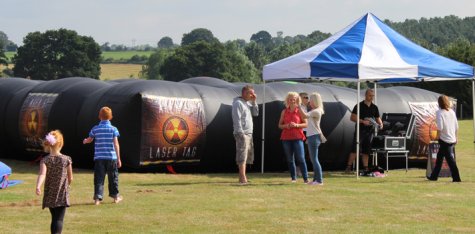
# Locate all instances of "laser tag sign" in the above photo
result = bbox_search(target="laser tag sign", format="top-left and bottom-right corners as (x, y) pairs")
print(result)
(140, 94), (206, 165)
(19, 93), (58, 152)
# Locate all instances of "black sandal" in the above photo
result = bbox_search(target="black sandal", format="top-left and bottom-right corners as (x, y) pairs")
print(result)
(345, 164), (352, 173)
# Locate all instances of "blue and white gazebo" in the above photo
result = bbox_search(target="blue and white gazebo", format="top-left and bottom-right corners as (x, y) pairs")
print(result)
(262, 13), (474, 176)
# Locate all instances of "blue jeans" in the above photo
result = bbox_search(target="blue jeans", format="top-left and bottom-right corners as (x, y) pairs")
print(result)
(282, 140), (308, 181)
(94, 160), (119, 200)
(307, 134), (323, 183)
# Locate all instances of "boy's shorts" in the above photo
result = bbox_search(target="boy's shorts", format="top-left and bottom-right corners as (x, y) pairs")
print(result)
(234, 133), (254, 165)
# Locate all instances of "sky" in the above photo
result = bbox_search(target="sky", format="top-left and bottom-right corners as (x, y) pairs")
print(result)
(2, 0), (474, 47)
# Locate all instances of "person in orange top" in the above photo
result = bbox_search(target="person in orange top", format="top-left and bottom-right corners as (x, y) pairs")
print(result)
(278, 92), (309, 183)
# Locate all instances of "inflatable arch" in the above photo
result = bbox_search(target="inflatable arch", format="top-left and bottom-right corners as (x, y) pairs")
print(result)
(0, 77), (440, 172)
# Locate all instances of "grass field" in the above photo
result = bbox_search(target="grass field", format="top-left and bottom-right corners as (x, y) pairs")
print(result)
(1, 120), (475, 233)
(5, 51), (15, 61)
(101, 51), (154, 60)
(100, 64), (143, 80)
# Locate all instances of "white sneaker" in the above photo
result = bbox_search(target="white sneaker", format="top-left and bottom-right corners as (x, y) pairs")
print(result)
(308, 181), (323, 186)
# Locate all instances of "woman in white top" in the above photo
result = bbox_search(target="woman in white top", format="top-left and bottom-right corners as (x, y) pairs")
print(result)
(304, 93), (325, 185)
(427, 95), (461, 182)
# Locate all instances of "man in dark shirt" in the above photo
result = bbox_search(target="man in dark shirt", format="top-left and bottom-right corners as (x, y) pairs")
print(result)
(345, 89), (382, 173)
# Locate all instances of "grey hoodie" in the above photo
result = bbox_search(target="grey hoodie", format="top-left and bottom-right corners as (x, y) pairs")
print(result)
(232, 97), (259, 135)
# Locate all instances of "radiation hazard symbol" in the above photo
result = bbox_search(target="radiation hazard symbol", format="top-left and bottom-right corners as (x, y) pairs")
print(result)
(163, 116), (189, 145)
(27, 110), (39, 135)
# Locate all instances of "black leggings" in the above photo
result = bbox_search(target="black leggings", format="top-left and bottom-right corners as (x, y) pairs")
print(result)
(49, 206), (66, 234)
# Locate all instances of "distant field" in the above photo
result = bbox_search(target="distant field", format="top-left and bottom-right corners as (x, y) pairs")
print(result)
(2, 52), (145, 80)
(100, 63), (143, 80)
(4, 51), (154, 61)
(1, 64), (143, 80)
(102, 50), (154, 60)
(5, 51), (15, 62)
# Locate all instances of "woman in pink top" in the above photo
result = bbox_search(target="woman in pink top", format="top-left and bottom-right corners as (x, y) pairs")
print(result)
(278, 92), (308, 183)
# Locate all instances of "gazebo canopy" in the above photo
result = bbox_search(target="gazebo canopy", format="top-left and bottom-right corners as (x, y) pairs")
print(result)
(260, 13), (474, 175)
(263, 13), (474, 82)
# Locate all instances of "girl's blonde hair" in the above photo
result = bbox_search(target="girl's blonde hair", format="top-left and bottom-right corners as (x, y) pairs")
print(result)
(284, 92), (301, 108)
(309, 92), (324, 114)
(42, 130), (64, 153)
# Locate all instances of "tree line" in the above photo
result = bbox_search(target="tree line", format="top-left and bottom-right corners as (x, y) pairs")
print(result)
(1, 15), (475, 116)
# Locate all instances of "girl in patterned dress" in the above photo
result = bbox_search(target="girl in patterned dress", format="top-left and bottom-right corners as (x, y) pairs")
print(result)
(36, 130), (73, 234)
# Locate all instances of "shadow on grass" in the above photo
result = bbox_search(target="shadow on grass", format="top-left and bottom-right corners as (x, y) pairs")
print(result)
(0, 199), (41, 208)
(71, 201), (119, 207)
(135, 181), (290, 187)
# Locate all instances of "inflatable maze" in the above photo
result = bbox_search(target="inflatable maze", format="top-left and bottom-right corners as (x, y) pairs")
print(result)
(0, 77), (440, 172)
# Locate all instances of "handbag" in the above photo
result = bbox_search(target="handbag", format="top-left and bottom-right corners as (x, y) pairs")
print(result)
(319, 132), (327, 143)
(312, 116), (327, 143)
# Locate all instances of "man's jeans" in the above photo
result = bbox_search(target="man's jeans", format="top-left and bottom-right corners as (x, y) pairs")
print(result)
(94, 160), (119, 200)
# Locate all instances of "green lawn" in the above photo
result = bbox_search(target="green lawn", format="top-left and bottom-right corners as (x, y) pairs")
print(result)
(1, 120), (475, 233)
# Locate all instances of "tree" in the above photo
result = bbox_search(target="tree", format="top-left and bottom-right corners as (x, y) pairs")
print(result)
(0, 40), (7, 66)
(160, 41), (259, 83)
(5, 42), (18, 52)
(307, 30), (331, 45)
(0, 31), (18, 52)
(110, 44), (127, 51)
(157, 36), (174, 49)
(272, 31), (285, 47)
(141, 49), (172, 80)
(181, 28), (219, 46)
(386, 15), (475, 47)
(268, 44), (300, 63)
(244, 41), (269, 72)
(222, 42), (260, 83)
(101, 42), (111, 51)
(0, 31), (8, 48)
(227, 39), (247, 50)
(13, 29), (101, 80)
(250, 30), (273, 49)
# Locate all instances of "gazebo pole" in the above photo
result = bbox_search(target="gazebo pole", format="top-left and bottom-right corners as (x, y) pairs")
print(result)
(261, 80), (266, 173)
(356, 81), (361, 179)
(473, 79), (475, 143)
(374, 82), (377, 105)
